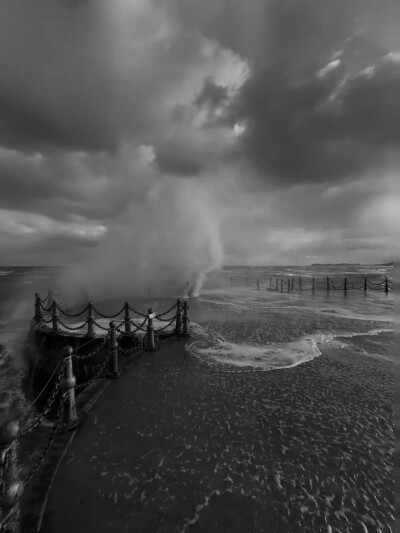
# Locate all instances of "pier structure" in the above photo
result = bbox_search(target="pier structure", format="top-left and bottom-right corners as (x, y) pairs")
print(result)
(226, 275), (392, 293)
(0, 294), (190, 532)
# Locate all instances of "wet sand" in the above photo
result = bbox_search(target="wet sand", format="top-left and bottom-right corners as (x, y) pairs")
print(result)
(40, 334), (394, 533)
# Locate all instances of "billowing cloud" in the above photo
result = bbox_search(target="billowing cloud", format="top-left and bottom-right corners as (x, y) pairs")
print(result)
(0, 0), (398, 272)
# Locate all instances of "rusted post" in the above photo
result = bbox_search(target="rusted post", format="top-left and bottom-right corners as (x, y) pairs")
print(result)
(299, 277), (302, 292)
(175, 299), (182, 334)
(124, 302), (131, 334)
(280, 279), (283, 292)
(52, 301), (59, 334)
(326, 277), (330, 291)
(257, 278), (260, 290)
(385, 279), (389, 293)
(0, 420), (23, 528)
(60, 347), (78, 430)
(182, 301), (190, 337)
(312, 277), (315, 291)
(34, 293), (43, 323)
(364, 277), (367, 291)
(344, 278), (348, 291)
(146, 309), (155, 351)
(107, 322), (119, 376)
(87, 302), (95, 337)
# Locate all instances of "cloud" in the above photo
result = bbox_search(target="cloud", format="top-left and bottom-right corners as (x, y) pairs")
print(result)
(0, 0), (398, 271)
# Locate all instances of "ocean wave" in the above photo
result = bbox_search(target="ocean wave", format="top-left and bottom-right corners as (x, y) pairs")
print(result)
(187, 322), (321, 371)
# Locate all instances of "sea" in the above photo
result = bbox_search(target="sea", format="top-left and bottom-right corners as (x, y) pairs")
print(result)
(0, 264), (394, 427)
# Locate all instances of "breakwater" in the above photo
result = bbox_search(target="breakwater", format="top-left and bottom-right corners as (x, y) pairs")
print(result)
(0, 293), (190, 532)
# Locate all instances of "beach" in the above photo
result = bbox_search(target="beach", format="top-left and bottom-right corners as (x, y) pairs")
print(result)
(38, 330), (393, 533)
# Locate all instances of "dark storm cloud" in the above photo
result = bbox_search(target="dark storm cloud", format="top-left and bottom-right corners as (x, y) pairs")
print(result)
(230, 53), (400, 184)
(194, 78), (229, 110)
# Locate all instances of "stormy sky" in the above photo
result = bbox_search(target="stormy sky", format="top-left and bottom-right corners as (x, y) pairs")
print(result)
(1, 0), (399, 268)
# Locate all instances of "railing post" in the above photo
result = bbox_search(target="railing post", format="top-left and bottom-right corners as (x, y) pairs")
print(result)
(107, 322), (119, 377)
(280, 279), (283, 292)
(146, 309), (155, 351)
(0, 420), (23, 527)
(34, 293), (43, 323)
(326, 277), (330, 291)
(60, 347), (79, 430)
(344, 278), (347, 291)
(299, 277), (302, 292)
(182, 301), (190, 337)
(291, 278), (295, 292)
(87, 302), (95, 337)
(175, 299), (182, 334)
(385, 279), (389, 293)
(52, 301), (59, 334)
(276, 278), (279, 291)
(257, 278), (260, 290)
(312, 277), (315, 292)
(364, 277), (367, 291)
(124, 302), (131, 334)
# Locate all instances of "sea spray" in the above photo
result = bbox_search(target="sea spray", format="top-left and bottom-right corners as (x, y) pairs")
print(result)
(59, 179), (224, 304)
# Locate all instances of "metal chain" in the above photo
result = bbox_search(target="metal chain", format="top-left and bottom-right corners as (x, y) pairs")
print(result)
(72, 334), (110, 361)
(92, 319), (110, 331)
(92, 305), (124, 319)
(75, 353), (112, 391)
(41, 317), (53, 324)
(55, 303), (89, 318)
(18, 362), (66, 439)
(156, 318), (176, 333)
(127, 305), (147, 318)
(155, 302), (178, 318)
(57, 318), (88, 331)
(23, 395), (66, 486)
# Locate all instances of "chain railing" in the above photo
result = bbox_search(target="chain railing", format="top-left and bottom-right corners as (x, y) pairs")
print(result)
(0, 296), (192, 528)
(216, 275), (393, 293)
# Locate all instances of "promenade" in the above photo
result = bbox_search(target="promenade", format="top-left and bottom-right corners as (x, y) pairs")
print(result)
(35, 332), (394, 533)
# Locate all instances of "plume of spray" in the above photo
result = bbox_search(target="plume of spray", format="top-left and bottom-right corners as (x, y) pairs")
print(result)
(61, 178), (224, 304)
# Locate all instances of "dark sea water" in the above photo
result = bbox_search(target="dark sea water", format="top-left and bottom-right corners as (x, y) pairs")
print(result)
(0, 264), (393, 426)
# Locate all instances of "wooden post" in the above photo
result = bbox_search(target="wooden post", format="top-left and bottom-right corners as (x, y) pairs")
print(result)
(87, 302), (95, 337)
(60, 347), (78, 430)
(385, 279), (389, 293)
(364, 277), (367, 291)
(257, 278), (260, 290)
(344, 278), (347, 291)
(175, 299), (182, 334)
(0, 420), (23, 525)
(312, 278), (315, 291)
(52, 301), (59, 334)
(124, 302), (131, 334)
(280, 279), (283, 292)
(107, 322), (119, 376)
(326, 277), (330, 291)
(146, 309), (155, 351)
(182, 301), (190, 337)
(299, 277), (302, 292)
(34, 293), (43, 323)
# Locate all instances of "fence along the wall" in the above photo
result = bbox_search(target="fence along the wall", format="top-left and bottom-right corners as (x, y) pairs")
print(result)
(0, 295), (191, 530)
